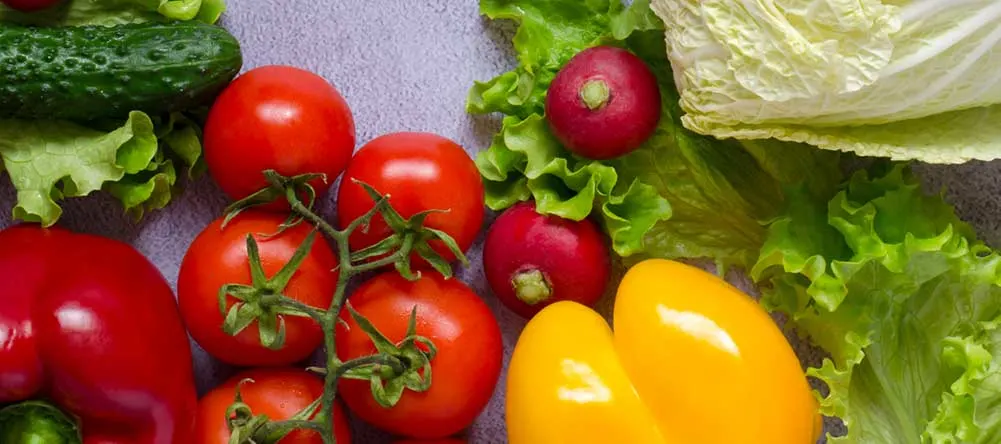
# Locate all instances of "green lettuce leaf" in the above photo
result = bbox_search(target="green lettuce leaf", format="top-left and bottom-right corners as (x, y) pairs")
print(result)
(0, 0), (226, 26)
(752, 165), (1001, 443)
(478, 0), (1001, 441)
(477, 113), (673, 256)
(0, 1), (222, 224)
(0, 111), (202, 225)
(652, 0), (1001, 164)
(471, 0), (842, 265)
(471, 0), (673, 257)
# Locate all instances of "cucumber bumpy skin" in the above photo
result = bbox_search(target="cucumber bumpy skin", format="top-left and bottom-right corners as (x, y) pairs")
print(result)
(0, 21), (243, 122)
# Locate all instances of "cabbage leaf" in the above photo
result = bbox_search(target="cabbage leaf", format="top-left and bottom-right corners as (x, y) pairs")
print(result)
(652, 0), (1001, 163)
(477, 1), (1001, 442)
(471, 0), (842, 265)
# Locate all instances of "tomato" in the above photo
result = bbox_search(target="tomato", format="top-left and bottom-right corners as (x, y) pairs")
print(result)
(195, 368), (352, 444)
(204, 65), (356, 204)
(336, 272), (503, 439)
(336, 132), (484, 264)
(178, 211), (338, 367)
(0, 0), (62, 12)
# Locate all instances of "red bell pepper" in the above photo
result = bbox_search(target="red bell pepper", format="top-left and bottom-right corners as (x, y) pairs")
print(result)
(0, 225), (197, 443)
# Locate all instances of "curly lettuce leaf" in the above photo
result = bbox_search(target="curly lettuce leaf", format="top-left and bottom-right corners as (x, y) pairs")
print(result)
(752, 165), (1001, 443)
(652, 0), (1001, 164)
(0, 111), (202, 225)
(0, 0), (226, 26)
(471, 0), (842, 265)
(471, 0), (672, 257)
(0, 1), (221, 224)
(105, 111), (205, 219)
(477, 113), (673, 256)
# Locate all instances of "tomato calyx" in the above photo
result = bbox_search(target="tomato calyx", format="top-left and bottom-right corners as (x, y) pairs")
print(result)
(215, 170), (468, 444)
(223, 171), (326, 233)
(339, 305), (437, 407)
(224, 380), (324, 444)
(346, 183), (471, 278)
(217, 230), (322, 350)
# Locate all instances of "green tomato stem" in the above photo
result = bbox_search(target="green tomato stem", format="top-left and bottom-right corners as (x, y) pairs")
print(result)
(285, 184), (407, 444)
(224, 171), (463, 444)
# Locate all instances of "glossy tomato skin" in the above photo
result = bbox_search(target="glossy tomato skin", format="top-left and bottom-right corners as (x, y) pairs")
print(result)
(178, 211), (338, 367)
(0, 225), (197, 443)
(204, 65), (356, 203)
(336, 272), (503, 439)
(336, 132), (484, 264)
(0, 0), (61, 11)
(195, 368), (352, 444)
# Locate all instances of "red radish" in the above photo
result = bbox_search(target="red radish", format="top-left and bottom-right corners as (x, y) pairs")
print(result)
(483, 201), (611, 319)
(1, 0), (61, 11)
(545, 45), (662, 160)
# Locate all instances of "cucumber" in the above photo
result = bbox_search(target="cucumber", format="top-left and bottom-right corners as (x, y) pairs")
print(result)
(0, 21), (243, 122)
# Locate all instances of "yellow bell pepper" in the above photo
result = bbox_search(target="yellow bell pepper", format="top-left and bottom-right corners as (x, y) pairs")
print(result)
(506, 259), (821, 444)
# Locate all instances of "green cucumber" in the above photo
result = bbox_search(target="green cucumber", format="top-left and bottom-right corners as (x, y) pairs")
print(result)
(0, 21), (243, 122)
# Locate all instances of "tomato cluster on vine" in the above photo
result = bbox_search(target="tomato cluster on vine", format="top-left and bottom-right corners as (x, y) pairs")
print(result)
(180, 65), (502, 444)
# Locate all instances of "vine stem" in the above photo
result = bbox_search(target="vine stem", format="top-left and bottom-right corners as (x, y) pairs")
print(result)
(285, 180), (403, 444)
(224, 172), (460, 444)
(255, 354), (403, 442)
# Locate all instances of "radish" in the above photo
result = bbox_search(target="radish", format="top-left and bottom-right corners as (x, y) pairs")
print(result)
(545, 45), (662, 160)
(1, 0), (62, 11)
(483, 202), (611, 319)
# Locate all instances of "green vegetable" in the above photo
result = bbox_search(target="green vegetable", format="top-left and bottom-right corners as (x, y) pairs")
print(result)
(0, 401), (80, 444)
(0, 111), (203, 224)
(0, 0), (226, 26)
(651, 0), (1001, 164)
(470, 0), (841, 267)
(0, 0), (230, 225)
(0, 21), (242, 122)
(752, 164), (1001, 443)
(475, 0), (1001, 441)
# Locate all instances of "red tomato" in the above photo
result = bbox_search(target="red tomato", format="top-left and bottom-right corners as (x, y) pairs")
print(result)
(204, 65), (356, 204)
(336, 132), (484, 265)
(336, 272), (503, 439)
(178, 211), (338, 367)
(1, 0), (62, 11)
(195, 368), (352, 444)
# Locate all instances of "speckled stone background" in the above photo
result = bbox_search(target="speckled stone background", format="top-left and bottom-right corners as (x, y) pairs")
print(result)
(3, 0), (1001, 442)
